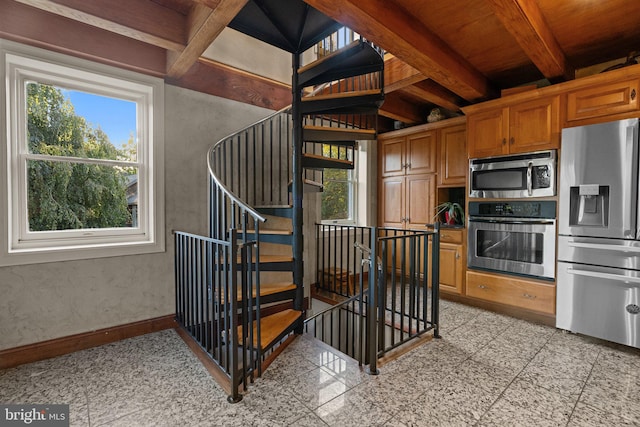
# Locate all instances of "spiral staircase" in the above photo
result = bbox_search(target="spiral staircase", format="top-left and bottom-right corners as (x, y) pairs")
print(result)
(174, 0), (384, 402)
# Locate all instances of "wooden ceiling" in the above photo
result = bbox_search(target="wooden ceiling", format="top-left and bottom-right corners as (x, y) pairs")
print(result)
(2, 0), (640, 130)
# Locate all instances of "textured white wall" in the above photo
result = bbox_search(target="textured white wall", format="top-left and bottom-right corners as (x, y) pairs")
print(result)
(0, 85), (273, 350)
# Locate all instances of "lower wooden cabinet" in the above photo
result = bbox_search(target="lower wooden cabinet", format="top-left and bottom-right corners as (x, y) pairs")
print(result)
(425, 228), (465, 295)
(466, 270), (555, 315)
(439, 242), (463, 294)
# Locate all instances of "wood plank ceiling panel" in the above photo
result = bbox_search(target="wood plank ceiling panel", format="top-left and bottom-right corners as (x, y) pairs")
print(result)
(537, 0), (640, 68)
(304, 0), (495, 102)
(394, 0), (532, 76)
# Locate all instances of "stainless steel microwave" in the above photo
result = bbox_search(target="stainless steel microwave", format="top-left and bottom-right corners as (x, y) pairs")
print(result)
(469, 150), (556, 198)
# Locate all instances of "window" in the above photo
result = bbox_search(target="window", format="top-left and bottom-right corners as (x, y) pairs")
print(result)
(321, 144), (356, 223)
(1, 41), (164, 266)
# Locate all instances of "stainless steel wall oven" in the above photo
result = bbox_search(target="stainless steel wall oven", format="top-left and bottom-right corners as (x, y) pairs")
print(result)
(468, 201), (557, 280)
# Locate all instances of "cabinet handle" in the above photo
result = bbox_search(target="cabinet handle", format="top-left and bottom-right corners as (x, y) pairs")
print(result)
(455, 252), (460, 259)
(510, 137), (515, 145)
(441, 233), (449, 239)
(478, 284), (489, 289)
(632, 89), (637, 101)
(523, 293), (537, 299)
(406, 162), (411, 169)
(502, 138), (506, 145)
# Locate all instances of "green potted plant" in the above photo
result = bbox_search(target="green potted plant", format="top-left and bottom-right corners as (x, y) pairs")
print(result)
(434, 201), (464, 226)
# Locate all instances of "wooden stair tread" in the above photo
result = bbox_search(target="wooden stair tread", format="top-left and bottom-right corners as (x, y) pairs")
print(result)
(303, 125), (376, 139)
(252, 255), (293, 263)
(240, 309), (302, 351)
(302, 89), (382, 102)
(221, 282), (296, 301)
(245, 229), (293, 236)
(257, 282), (297, 297)
(254, 205), (293, 209)
(302, 153), (353, 166)
(297, 40), (361, 74)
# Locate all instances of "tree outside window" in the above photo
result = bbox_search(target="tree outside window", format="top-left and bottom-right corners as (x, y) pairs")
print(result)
(321, 144), (355, 222)
(26, 83), (137, 231)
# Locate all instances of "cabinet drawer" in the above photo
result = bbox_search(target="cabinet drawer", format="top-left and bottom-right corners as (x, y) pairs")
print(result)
(566, 80), (639, 122)
(466, 270), (555, 314)
(439, 229), (463, 244)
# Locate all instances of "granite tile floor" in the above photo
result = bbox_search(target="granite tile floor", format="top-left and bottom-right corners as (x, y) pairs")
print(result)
(2, 299), (640, 426)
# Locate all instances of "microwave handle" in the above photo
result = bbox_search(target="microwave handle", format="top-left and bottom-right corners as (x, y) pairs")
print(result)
(469, 217), (555, 225)
(527, 161), (533, 196)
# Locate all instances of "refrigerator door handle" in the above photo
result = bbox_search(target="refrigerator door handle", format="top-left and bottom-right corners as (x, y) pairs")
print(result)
(568, 241), (640, 254)
(566, 267), (640, 284)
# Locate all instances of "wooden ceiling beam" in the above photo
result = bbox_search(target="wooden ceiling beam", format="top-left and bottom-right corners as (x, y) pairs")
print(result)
(379, 93), (424, 124)
(486, 0), (574, 81)
(166, 0), (248, 79)
(402, 80), (463, 112)
(384, 55), (426, 93)
(304, 0), (495, 101)
(0, 0), (166, 76)
(13, 0), (186, 52)
(167, 58), (291, 110)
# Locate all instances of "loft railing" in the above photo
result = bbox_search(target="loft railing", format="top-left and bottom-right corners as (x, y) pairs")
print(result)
(308, 224), (440, 372)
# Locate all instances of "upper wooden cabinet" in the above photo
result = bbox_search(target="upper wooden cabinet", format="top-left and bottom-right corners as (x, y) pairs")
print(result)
(438, 124), (467, 186)
(566, 79), (639, 123)
(467, 96), (560, 158)
(380, 130), (436, 177)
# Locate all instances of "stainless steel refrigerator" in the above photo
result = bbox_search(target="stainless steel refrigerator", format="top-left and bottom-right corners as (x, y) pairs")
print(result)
(557, 118), (640, 349)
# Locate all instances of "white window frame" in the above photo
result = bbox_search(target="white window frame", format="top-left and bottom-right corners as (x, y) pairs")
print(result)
(320, 144), (358, 225)
(1, 40), (165, 266)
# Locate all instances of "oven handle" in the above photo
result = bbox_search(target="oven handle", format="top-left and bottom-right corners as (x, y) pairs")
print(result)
(566, 267), (640, 284)
(468, 217), (555, 225)
(568, 241), (640, 254)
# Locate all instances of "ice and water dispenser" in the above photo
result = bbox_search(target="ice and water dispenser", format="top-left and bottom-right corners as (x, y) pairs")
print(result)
(568, 184), (609, 228)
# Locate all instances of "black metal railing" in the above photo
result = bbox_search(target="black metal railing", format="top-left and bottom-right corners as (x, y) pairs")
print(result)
(309, 224), (440, 372)
(174, 230), (259, 403)
(316, 224), (375, 297)
(378, 225), (440, 353)
(177, 24), (385, 398)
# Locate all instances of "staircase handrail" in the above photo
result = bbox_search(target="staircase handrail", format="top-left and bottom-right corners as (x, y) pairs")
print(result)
(206, 105), (294, 224)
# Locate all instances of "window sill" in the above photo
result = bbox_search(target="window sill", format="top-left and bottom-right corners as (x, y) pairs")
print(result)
(0, 238), (165, 267)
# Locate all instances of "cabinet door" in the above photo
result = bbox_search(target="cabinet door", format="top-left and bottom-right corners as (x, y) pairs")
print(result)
(467, 108), (508, 158)
(406, 130), (437, 175)
(439, 242), (463, 294)
(566, 79), (639, 123)
(380, 176), (405, 228)
(380, 137), (405, 177)
(405, 174), (435, 230)
(438, 124), (467, 186)
(509, 96), (559, 153)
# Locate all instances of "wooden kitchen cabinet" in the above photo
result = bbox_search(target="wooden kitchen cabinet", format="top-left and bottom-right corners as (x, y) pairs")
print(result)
(437, 229), (464, 294)
(466, 270), (555, 314)
(566, 79), (639, 123)
(379, 174), (435, 230)
(438, 124), (467, 186)
(467, 96), (559, 158)
(379, 130), (436, 177)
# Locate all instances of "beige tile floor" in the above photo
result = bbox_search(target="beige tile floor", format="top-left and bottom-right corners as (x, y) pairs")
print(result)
(2, 299), (640, 426)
